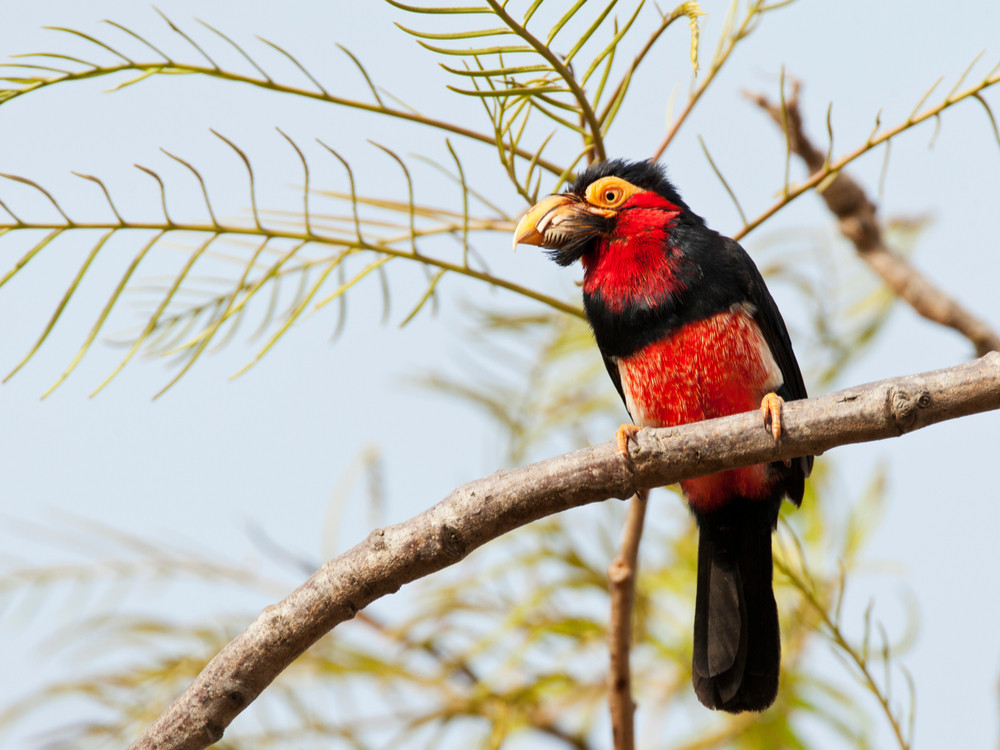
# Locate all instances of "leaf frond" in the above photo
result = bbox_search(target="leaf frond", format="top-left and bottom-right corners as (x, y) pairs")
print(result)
(102, 19), (172, 62)
(1, 21), (566, 176)
(1, 129), (580, 390)
(196, 18), (272, 81)
(211, 129), (263, 231)
(256, 34), (329, 95)
(0, 173), (72, 223)
(152, 8), (219, 69)
(336, 44), (384, 107)
(384, 0), (493, 14)
(43, 25), (134, 64)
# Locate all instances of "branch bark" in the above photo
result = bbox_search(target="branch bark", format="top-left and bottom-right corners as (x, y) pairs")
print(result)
(748, 82), (1000, 357)
(130, 354), (1000, 750)
(607, 491), (648, 750)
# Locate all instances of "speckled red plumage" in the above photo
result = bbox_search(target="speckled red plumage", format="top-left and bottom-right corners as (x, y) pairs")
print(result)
(616, 307), (783, 512)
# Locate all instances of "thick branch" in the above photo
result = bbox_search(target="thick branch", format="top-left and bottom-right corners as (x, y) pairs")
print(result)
(749, 83), (1000, 357)
(130, 354), (1000, 750)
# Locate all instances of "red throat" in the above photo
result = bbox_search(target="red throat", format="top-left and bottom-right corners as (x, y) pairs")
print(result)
(581, 194), (684, 312)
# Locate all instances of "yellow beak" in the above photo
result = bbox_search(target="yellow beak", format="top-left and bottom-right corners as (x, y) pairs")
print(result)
(511, 194), (575, 251)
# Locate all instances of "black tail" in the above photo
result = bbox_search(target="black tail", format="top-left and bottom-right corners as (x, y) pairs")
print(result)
(692, 501), (781, 713)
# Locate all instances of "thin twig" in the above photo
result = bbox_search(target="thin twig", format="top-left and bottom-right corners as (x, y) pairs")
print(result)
(777, 559), (910, 750)
(748, 81), (1000, 357)
(651, 0), (771, 161)
(607, 490), (648, 750)
(129, 353), (1000, 750)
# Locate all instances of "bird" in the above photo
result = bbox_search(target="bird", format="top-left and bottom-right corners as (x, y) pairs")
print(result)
(512, 158), (812, 713)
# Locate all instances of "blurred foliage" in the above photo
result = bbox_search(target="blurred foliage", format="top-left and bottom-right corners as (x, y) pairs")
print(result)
(0, 465), (913, 749)
(1, 0), (991, 747)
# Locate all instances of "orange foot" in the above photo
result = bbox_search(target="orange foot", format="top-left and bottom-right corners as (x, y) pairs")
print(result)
(761, 392), (792, 467)
(616, 423), (642, 461)
(760, 392), (784, 442)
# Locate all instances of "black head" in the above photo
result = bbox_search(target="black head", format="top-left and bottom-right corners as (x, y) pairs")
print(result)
(569, 159), (692, 212)
(513, 158), (703, 266)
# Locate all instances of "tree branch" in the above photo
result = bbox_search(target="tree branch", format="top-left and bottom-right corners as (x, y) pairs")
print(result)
(748, 82), (1000, 357)
(607, 491), (648, 750)
(130, 353), (1000, 750)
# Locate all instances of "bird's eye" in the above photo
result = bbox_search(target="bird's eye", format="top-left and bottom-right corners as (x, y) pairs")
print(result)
(585, 176), (640, 209)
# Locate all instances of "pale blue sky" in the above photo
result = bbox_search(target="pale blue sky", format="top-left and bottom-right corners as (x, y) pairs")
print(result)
(1, 2), (999, 748)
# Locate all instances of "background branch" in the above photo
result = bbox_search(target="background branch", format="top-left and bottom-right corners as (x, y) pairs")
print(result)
(607, 491), (648, 750)
(130, 353), (1000, 750)
(748, 82), (1000, 356)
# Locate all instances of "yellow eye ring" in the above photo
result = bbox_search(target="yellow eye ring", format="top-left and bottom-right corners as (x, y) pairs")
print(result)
(584, 176), (641, 209)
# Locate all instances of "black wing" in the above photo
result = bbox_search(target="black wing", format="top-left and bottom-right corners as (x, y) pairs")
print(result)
(601, 354), (631, 421)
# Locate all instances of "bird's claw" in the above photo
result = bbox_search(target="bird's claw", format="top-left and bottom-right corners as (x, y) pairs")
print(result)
(616, 423), (642, 462)
(760, 392), (792, 467)
(760, 392), (784, 442)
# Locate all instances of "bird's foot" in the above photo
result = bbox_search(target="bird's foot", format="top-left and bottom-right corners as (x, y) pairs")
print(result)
(760, 392), (783, 441)
(760, 392), (791, 467)
(616, 423), (642, 462)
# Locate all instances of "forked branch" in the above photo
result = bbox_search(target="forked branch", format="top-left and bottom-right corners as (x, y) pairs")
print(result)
(749, 81), (1000, 356)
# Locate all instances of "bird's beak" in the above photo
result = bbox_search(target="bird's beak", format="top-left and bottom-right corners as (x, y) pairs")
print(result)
(512, 194), (575, 251)
(513, 193), (616, 265)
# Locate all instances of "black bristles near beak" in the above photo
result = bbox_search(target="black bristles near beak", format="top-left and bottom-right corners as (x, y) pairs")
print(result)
(513, 194), (614, 267)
